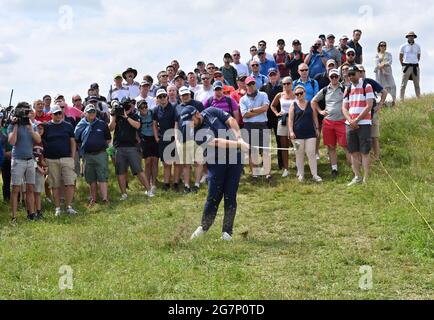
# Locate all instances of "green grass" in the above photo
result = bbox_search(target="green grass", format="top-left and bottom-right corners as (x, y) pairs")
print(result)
(0, 96), (433, 300)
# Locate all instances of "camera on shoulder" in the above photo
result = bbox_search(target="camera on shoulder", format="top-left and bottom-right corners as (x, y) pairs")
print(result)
(12, 102), (31, 126)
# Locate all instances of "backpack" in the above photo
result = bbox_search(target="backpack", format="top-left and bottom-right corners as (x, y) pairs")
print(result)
(344, 79), (377, 115)
(295, 79), (316, 93)
(321, 84), (345, 102)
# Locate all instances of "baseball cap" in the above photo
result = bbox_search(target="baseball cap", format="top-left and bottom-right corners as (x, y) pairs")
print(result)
(348, 66), (360, 74)
(268, 68), (278, 75)
(51, 105), (62, 114)
(174, 73), (184, 80)
(213, 81), (224, 90)
(87, 96), (99, 102)
(90, 83), (99, 90)
(180, 105), (198, 122)
(223, 53), (232, 59)
(156, 89), (167, 97)
(84, 104), (97, 113)
(277, 39), (285, 45)
(257, 48), (266, 55)
(179, 86), (191, 96)
(356, 64), (365, 72)
(328, 69), (340, 77)
(292, 39), (302, 45)
(340, 35), (349, 40)
(213, 70), (223, 76)
(114, 73), (122, 80)
(237, 74), (248, 81)
(319, 34), (326, 39)
(326, 59), (336, 67)
(140, 80), (150, 87)
(245, 76), (256, 85)
(137, 100), (148, 109)
(346, 48), (356, 54)
(327, 34), (335, 39)
(54, 94), (64, 101)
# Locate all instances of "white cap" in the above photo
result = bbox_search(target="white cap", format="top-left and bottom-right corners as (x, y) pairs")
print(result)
(329, 69), (340, 77)
(179, 86), (191, 96)
(156, 89), (167, 97)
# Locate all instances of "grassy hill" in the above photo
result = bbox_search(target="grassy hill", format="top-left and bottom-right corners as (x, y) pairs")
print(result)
(0, 96), (433, 299)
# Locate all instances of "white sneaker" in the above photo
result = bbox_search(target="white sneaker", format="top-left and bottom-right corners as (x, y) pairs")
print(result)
(55, 207), (62, 217)
(151, 185), (157, 194)
(120, 193), (128, 201)
(347, 177), (363, 187)
(66, 206), (78, 215)
(222, 232), (233, 241)
(200, 175), (208, 184)
(298, 175), (304, 183)
(316, 153), (320, 160)
(147, 189), (155, 198)
(313, 175), (323, 183)
(282, 169), (289, 178)
(190, 226), (205, 240)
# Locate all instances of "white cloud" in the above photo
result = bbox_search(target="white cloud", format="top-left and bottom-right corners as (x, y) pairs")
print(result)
(0, 0), (433, 105)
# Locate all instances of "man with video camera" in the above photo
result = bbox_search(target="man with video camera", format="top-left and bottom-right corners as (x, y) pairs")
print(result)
(7, 102), (41, 224)
(108, 97), (153, 200)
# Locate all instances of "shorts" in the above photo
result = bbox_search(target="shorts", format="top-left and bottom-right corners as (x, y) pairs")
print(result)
(371, 113), (380, 138)
(277, 121), (289, 137)
(158, 139), (177, 164)
(11, 159), (35, 186)
(243, 122), (270, 155)
(84, 151), (109, 183)
(34, 171), (45, 193)
(346, 125), (372, 154)
(322, 119), (347, 148)
(46, 157), (77, 188)
(176, 140), (205, 165)
(141, 136), (159, 159)
(114, 147), (143, 176)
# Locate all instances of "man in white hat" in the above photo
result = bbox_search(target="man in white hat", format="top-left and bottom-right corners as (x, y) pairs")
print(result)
(399, 31), (421, 100)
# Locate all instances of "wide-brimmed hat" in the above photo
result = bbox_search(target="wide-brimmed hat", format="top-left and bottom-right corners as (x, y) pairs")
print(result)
(122, 67), (138, 80)
(406, 31), (417, 38)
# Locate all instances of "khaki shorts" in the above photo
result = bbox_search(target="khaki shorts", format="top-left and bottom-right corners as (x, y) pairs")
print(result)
(11, 159), (35, 186)
(46, 157), (77, 188)
(371, 113), (380, 138)
(176, 140), (205, 165)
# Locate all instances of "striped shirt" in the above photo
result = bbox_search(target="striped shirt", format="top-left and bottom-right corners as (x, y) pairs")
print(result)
(343, 79), (375, 125)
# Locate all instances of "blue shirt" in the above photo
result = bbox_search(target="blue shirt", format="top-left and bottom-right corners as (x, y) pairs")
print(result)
(239, 91), (270, 123)
(308, 52), (329, 78)
(139, 110), (154, 137)
(292, 78), (319, 102)
(43, 121), (74, 159)
(259, 59), (278, 77)
(75, 119), (111, 153)
(251, 73), (269, 90)
(7, 124), (36, 160)
(153, 103), (177, 138)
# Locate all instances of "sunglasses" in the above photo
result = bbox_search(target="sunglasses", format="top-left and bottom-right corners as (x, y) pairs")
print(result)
(347, 53), (355, 56)
(161, 75), (168, 78)
(87, 110), (97, 114)
(300, 69), (309, 72)
(295, 92), (304, 96)
(283, 82), (292, 86)
(157, 95), (168, 99)
(233, 54), (240, 57)
(201, 77), (210, 81)
(330, 75), (339, 79)
(251, 64), (259, 67)
(379, 44), (386, 47)
(53, 112), (62, 116)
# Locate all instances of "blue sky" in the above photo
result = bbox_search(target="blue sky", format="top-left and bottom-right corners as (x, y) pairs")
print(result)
(0, 0), (433, 105)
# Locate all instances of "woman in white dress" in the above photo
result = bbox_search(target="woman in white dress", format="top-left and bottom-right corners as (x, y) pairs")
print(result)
(270, 76), (295, 177)
(374, 41), (397, 105)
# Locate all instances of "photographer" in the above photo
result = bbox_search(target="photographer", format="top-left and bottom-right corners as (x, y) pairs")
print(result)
(108, 98), (153, 201)
(7, 102), (41, 224)
(304, 39), (330, 79)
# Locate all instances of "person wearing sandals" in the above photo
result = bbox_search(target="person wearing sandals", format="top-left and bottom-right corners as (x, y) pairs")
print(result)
(288, 86), (322, 183)
(374, 41), (396, 106)
(270, 76), (295, 177)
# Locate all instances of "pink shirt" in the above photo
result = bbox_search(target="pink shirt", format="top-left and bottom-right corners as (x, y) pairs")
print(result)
(63, 105), (83, 120)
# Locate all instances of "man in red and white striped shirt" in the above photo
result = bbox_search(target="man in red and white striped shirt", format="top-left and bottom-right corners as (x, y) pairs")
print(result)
(342, 66), (374, 186)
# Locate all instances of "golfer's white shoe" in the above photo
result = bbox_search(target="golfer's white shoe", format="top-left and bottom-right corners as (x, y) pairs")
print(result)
(222, 232), (233, 241)
(282, 169), (289, 178)
(347, 177), (363, 187)
(190, 226), (205, 240)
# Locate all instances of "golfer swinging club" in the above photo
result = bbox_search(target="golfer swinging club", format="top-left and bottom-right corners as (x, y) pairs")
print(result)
(179, 106), (249, 241)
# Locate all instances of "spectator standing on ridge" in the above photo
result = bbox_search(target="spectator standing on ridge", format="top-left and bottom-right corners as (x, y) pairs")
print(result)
(399, 31), (421, 100)
(231, 50), (249, 78)
(374, 41), (396, 105)
(274, 39), (290, 77)
(348, 29), (363, 64)
(285, 39), (306, 81)
(220, 53), (238, 89)
(123, 67), (140, 99)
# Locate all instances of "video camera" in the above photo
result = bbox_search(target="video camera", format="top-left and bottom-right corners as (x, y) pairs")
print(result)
(110, 97), (134, 117)
(0, 104), (14, 128)
(12, 102), (32, 126)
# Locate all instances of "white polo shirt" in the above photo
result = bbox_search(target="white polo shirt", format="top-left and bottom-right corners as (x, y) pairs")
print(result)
(399, 42), (421, 64)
